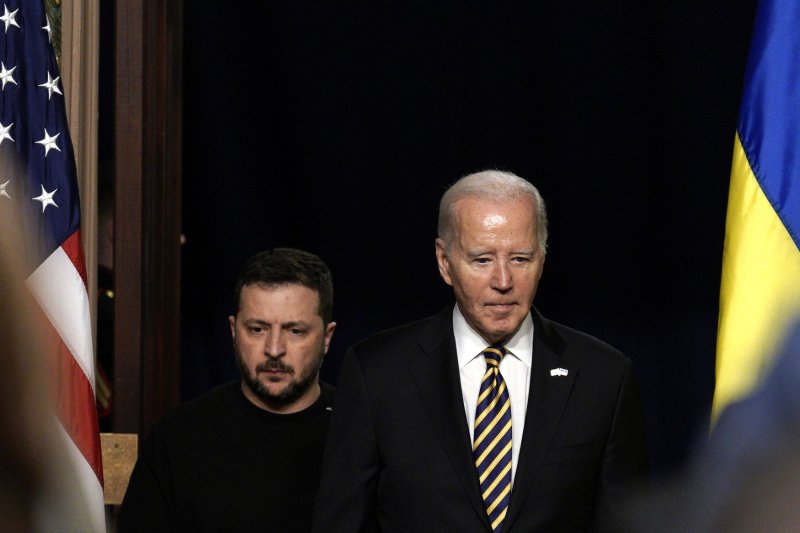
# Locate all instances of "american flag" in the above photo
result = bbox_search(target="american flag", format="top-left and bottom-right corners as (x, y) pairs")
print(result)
(0, 0), (104, 528)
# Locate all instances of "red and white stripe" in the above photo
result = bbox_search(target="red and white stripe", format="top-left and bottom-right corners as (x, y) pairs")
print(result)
(26, 230), (105, 531)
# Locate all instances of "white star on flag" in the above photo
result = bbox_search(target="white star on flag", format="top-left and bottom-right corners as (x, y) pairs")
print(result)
(35, 128), (61, 156)
(38, 72), (62, 99)
(42, 15), (52, 42)
(0, 179), (10, 199)
(1, 4), (19, 33)
(0, 121), (12, 144)
(32, 185), (58, 212)
(0, 61), (16, 90)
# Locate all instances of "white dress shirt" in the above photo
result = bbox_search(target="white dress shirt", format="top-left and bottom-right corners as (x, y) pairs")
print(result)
(453, 305), (533, 484)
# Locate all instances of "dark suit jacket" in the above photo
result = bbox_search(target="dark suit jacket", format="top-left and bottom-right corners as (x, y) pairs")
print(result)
(313, 307), (648, 532)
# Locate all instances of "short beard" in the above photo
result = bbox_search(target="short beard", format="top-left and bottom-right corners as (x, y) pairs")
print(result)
(236, 347), (324, 410)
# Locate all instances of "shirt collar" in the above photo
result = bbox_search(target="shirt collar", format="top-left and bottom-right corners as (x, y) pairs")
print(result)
(452, 304), (534, 369)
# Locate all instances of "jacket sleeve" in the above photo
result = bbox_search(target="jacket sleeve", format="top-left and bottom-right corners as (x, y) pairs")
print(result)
(593, 358), (649, 532)
(312, 347), (380, 532)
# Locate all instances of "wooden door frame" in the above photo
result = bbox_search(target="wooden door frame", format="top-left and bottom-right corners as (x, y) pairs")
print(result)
(113, 0), (183, 436)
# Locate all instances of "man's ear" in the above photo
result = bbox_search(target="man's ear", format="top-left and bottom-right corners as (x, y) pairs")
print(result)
(435, 238), (453, 286)
(228, 315), (236, 340)
(323, 322), (336, 354)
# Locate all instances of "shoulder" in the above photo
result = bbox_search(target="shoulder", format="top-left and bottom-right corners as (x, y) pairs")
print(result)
(148, 381), (237, 436)
(353, 314), (439, 351)
(551, 320), (622, 356)
(347, 310), (451, 364)
(537, 311), (630, 371)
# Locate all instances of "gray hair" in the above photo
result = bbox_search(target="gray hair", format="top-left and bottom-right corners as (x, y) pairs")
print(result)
(437, 170), (548, 253)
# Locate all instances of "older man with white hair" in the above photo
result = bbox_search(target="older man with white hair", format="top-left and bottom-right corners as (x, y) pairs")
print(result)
(314, 170), (648, 532)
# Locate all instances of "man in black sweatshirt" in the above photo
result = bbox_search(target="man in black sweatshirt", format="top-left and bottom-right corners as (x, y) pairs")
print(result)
(119, 248), (337, 533)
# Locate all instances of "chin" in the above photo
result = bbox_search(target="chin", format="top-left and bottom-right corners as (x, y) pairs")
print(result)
(479, 329), (508, 344)
(488, 323), (518, 342)
(264, 380), (290, 393)
(256, 380), (287, 399)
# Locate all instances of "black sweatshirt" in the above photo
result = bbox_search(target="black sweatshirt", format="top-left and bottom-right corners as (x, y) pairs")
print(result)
(118, 380), (335, 533)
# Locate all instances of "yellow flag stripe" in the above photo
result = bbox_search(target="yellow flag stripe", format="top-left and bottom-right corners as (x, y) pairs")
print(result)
(713, 134), (800, 420)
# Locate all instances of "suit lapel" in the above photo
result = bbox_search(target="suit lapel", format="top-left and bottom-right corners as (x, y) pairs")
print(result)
(504, 310), (578, 532)
(406, 308), (492, 531)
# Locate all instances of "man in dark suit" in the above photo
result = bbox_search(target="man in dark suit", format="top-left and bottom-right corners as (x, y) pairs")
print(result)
(313, 170), (648, 532)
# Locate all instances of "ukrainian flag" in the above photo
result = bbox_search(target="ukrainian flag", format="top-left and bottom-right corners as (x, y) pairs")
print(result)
(713, 0), (800, 419)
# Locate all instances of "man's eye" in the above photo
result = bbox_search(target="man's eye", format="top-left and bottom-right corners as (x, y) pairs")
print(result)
(290, 328), (307, 336)
(474, 258), (490, 265)
(248, 327), (263, 334)
(512, 256), (531, 263)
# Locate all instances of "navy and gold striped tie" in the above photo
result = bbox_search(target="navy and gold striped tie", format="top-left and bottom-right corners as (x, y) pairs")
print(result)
(473, 345), (512, 532)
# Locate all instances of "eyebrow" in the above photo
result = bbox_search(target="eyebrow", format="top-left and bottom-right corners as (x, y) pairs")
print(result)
(282, 321), (311, 329)
(242, 318), (311, 328)
(466, 249), (536, 258)
(466, 250), (492, 259)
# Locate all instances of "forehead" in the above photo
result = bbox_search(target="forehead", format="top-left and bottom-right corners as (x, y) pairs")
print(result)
(451, 196), (538, 241)
(238, 283), (321, 319)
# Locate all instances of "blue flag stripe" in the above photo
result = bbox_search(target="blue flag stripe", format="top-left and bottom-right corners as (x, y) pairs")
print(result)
(737, 0), (800, 249)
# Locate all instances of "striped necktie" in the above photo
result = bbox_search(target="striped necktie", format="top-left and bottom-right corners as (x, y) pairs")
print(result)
(473, 345), (512, 532)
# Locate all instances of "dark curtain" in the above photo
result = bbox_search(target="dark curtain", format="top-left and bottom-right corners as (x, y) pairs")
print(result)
(181, 1), (757, 476)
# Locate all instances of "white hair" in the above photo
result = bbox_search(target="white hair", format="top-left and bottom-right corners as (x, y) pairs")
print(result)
(437, 170), (548, 252)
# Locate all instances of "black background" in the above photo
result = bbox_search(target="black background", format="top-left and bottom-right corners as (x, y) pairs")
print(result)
(180, 1), (758, 477)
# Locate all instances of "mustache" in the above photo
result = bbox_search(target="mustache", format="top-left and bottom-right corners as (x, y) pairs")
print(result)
(256, 359), (293, 374)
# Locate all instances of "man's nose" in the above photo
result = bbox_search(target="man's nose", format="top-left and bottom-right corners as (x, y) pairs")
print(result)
(264, 329), (286, 358)
(491, 261), (513, 292)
